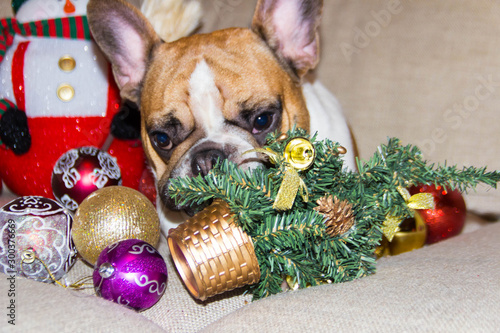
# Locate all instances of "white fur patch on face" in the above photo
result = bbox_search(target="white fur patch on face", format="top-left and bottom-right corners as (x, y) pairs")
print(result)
(188, 60), (224, 136)
(177, 59), (261, 173)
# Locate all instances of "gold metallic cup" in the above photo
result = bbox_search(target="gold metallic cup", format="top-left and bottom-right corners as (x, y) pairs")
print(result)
(377, 213), (427, 257)
(388, 213), (427, 255)
(168, 200), (261, 301)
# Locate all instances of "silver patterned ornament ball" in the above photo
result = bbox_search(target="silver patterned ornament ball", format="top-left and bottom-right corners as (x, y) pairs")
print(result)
(0, 196), (77, 282)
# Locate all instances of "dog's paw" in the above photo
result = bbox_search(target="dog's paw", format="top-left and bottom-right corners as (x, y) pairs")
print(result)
(111, 100), (141, 140)
(0, 107), (31, 155)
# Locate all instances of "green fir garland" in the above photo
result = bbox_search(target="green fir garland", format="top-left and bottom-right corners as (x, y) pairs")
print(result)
(168, 127), (500, 300)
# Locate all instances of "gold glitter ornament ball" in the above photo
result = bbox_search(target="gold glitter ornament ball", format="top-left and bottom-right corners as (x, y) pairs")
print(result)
(72, 186), (160, 265)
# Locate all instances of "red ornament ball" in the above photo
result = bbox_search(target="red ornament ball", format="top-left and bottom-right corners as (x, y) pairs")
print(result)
(138, 168), (157, 206)
(409, 184), (466, 244)
(51, 147), (122, 211)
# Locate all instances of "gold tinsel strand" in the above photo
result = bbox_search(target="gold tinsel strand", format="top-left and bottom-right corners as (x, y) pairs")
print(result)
(314, 195), (355, 237)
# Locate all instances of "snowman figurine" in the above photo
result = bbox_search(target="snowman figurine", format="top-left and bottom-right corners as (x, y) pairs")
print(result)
(0, 0), (145, 197)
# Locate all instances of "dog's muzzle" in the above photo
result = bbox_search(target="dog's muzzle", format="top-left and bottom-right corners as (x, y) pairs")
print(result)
(160, 143), (267, 216)
(191, 148), (227, 177)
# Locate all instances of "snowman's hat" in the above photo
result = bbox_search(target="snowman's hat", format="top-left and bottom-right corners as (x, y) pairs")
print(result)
(12, 0), (28, 14)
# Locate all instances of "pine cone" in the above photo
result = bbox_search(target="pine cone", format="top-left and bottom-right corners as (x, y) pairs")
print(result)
(314, 195), (355, 237)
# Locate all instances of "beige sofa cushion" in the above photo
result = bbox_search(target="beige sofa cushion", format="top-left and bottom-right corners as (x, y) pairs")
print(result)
(204, 221), (500, 332)
(1, 275), (166, 332)
(1, 218), (498, 332)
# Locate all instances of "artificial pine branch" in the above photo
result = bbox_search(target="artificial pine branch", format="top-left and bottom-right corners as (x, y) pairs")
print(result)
(168, 128), (500, 300)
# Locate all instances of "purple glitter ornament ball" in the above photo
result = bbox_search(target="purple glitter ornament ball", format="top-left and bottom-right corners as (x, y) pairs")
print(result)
(93, 239), (168, 311)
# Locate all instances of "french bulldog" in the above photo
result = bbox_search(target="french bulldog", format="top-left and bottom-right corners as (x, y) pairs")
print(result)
(87, 0), (355, 231)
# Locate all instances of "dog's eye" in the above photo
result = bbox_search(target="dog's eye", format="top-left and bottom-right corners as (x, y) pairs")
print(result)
(152, 132), (173, 150)
(253, 113), (273, 133)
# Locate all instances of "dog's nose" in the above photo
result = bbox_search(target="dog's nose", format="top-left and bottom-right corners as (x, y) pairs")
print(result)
(191, 149), (227, 177)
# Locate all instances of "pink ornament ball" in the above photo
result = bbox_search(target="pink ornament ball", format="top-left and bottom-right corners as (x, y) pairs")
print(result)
(0, 196), (77, 282)
(93, 239), (168, 311)
(51, 146), (122, 211)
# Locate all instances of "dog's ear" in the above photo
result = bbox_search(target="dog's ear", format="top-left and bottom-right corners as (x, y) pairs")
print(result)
(252, 0), (323, 79)
(87, 0), (161, 103)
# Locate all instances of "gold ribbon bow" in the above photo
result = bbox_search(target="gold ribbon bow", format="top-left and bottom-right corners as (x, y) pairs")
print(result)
(382, 186), (435, 241)
(246, 138), (315, 211)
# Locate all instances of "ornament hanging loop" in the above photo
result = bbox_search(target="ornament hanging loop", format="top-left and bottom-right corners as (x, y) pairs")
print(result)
(20, 248), (36, 264)
(20, 248), (92, 290)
